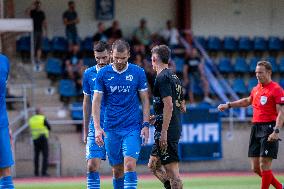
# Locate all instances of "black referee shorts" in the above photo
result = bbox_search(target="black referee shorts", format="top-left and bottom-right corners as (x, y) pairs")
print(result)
(248, 122), (279, 159)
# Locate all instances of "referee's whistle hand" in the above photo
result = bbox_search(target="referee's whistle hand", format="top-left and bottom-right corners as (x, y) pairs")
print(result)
(217, 104), (227, 112)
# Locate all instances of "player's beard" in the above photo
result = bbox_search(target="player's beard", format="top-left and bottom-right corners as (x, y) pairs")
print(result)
(115, 62), (127, 71)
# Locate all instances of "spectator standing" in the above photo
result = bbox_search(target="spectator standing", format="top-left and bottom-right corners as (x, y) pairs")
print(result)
(63, 1), (79, 46)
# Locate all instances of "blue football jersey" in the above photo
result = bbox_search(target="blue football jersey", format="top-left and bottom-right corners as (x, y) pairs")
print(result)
(0, 54), (9, 128)
(94, 63), (148, 131)
(82, 66), (105, 134)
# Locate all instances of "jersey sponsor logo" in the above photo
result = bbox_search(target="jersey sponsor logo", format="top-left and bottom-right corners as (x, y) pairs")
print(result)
(126, 75), (133, 81)
(108, 77), (114, 80)
(260, 96), (267, 105)
(110, 85), (130, 93)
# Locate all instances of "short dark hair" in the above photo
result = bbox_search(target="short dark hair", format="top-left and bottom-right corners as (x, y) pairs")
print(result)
(151, 45), (171, 64)
(93, 41), (109, 52)
(112, 39), (130, 53)
(257, 60), (272, 71)
(68, 1), (74, 6)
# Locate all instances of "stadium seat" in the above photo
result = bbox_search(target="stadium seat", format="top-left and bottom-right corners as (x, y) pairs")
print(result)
(279, 57), (284, 73)
(173, 57), (185, 73)
(223, 36), (237, 52)
(265, 56), (278, 72)
(279, 79), (284, 89)
(45, 57), (63, 75)
(51, 36), (68, 53)
(58, 79), (78, 97)
(268, 36), (282, 51)
(248, 77), (258, 91)
(195, 36), (207, 49)
(246, 106), (253, 117)
(218, 57), (233, 73)
(232, 78), (247, 95)
(233, 56), (249, 73)
(16, 35), (31, 52)
(238, 36), (252, 52)
(82, 36), (93, 52)
(70, 102), (83, 120)
(249, 56), (260, 72)
(207, 36), (221, 51)
(83, 57), (95, 68)
(42, 37), (51, 54)
(253, 36), (267, 51)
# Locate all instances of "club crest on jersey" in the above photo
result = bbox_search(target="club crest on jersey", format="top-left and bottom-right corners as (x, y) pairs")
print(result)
(126, 75), (133, 81)
(260, 96), (267, 105)
(281, 97), (284, 102)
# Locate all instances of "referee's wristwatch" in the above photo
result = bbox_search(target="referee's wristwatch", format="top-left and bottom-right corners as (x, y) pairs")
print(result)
(226, 102), (232, 109)
(273, 127), (280, 133)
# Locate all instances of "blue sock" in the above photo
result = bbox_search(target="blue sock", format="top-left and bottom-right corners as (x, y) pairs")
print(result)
(113, 176), (124, 189)
(124, 172), (137, 189)
(0, 176), (15, 189)
(87, 172), (100, 189)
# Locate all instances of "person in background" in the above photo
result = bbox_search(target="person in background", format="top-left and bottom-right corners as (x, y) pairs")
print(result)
(28, 108), (51, 177)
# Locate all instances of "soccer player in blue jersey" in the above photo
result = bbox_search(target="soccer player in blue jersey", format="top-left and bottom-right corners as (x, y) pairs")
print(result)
(0, 54), (15, 189)
(83, 41), (112, 189)
(92, 39), (150, 189)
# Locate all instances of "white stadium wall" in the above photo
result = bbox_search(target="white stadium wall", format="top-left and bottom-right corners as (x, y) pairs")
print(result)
(14, 0), (176, 39)
(191, 0), (284, 37)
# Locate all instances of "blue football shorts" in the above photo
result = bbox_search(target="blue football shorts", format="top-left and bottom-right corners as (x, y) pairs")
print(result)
(104, 129), (142, 166)
(86, 131), (106, 161)
(0, 127), (14, 168)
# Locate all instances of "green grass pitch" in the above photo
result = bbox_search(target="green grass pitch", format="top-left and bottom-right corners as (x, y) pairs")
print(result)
(15, 175), (284, 189)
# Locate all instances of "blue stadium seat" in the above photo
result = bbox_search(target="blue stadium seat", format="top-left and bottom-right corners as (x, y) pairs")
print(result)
(265, 57), (278, 72)
(70, 102), (83, 120)
(238, 36), (252, 51)
(249, 57), (260, 72)
(82, 36), (93, 52)
(218, 57), (233, 73)
(51, 36), (68, 52)
(195, 36), (207, 49)
(279, 57), (284, 73)
(248, 77), (258, 91)
(279, 79), (284, 89)
(253, 36), (267, 51)
(233, 57), (249, 73)
(223, 36), (237, 52)
(207, 36), (221, 51)
(16, 36), (31, 52)
(59, 79), (78, 97)
(42, 37), (51, 53)
(173, 57), (185, 73)
(232, 78), (247, 94)
(246, 106), (253, 117)
(268, 36), (282, 51)
(45, 57), (63, 75)
(83, 57), (95, 68)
